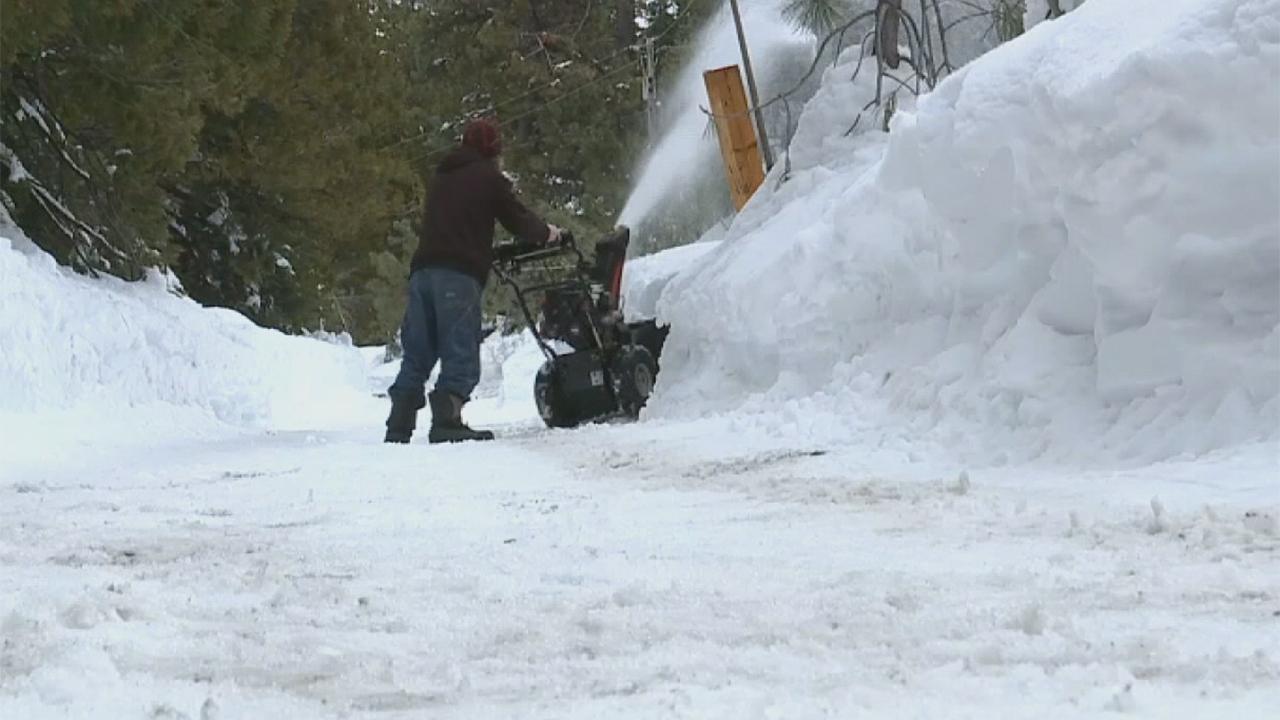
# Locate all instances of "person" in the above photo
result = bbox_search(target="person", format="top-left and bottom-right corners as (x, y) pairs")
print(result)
(385, 118), (559, 444)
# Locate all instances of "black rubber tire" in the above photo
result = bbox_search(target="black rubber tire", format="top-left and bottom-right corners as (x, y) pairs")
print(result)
(612, 345), (658, 418)
(534, 360), (578, 429)
(627, 321), (669, 371)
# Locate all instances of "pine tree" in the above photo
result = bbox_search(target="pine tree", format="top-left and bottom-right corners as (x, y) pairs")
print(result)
(170, 0), (418, 334)
(1, 0), (295, 275)
(781, 0), (856, 37)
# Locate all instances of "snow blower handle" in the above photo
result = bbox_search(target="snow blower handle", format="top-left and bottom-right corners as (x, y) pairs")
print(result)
(494, 239), (545, 261)
(493, 230), (577, 266)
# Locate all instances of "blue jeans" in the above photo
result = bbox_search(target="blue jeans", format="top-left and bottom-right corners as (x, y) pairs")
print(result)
(389, 267), (483, 404)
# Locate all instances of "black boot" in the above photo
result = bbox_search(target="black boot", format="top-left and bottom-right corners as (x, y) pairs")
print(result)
(384, 391), (423, 444)
(428, 390), (495, 444)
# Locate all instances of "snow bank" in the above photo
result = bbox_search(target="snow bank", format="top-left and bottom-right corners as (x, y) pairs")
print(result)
(471, 329), (546, 423)
(0, 224), (370, 445)
(649, 0), (1280, 466)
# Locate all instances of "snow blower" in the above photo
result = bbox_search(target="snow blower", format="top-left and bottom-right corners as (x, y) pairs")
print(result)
(492, 226), (667, 428)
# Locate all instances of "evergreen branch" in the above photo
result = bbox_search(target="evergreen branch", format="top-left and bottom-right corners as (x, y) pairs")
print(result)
(27, 178), (127, 261)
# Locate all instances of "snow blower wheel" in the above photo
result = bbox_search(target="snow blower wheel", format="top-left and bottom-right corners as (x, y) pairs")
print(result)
(534, 362), (577, 428)
(492, 226), (667, 429)
(613, 345), (657, 418)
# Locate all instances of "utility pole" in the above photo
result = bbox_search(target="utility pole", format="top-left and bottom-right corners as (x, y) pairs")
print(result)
(727, 0), (774, 169)
(640, 36), (658, 145)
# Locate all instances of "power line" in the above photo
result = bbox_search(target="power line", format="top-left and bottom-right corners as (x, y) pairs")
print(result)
(385, 0), (706, 157)
(405, 60), (639, 166)
(137, 0), (706, 166)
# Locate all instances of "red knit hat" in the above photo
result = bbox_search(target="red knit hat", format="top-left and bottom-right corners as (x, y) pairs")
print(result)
(462, 118), (502, 158)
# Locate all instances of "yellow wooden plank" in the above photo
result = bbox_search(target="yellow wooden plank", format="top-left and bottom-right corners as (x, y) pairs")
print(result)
(703, 65), (765, 211)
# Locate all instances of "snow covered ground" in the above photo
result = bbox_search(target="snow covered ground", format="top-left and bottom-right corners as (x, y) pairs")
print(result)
(2, 0), (1278, 717)
(4, 384), (1279, 719)
(4, 227), (1275, 716)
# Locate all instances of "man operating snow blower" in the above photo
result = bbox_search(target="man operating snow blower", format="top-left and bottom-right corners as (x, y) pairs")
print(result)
(384, 118), (560, 444)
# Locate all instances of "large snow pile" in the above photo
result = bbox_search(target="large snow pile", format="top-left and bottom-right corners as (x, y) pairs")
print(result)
(648, 0), (1280, 465)
(0, 222), (370, 451)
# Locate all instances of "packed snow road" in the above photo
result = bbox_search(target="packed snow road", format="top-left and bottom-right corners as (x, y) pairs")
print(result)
(2, 408), (1277, 719)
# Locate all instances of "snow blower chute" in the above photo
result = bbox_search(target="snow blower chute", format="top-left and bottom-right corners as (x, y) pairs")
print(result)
(492, 226), (667, 428)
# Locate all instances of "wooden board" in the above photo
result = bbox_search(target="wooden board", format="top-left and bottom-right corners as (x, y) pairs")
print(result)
(703, 65), (765, 211)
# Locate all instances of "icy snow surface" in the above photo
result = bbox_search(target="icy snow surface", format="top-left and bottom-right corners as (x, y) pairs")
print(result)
(2, 0), (1279, 717)
(646, 0), (1280, 467)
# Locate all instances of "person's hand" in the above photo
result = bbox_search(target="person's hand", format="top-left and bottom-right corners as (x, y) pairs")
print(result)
(546, 224), (563, 245)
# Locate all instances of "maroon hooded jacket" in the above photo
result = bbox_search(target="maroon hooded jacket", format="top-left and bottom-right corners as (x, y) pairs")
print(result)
(409, 145), (548, 285)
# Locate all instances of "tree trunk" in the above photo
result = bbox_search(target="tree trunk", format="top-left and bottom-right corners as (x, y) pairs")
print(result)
(877, 0), (902, 70)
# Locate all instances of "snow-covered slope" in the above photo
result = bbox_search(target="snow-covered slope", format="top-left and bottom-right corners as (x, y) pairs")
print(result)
(0, 218), (372, 469)
(647, 0), (1280, 466)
